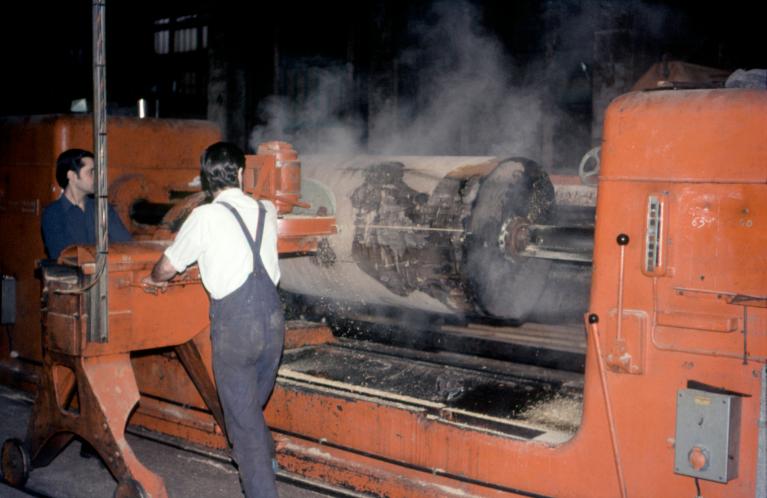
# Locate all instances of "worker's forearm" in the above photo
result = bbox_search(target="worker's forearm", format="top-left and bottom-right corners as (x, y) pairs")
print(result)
(151, 255), (178, 282)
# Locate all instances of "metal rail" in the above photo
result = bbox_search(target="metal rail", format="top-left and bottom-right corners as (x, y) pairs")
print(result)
(90, 0), (108, 343)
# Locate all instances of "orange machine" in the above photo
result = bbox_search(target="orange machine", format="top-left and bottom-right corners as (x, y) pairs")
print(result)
(0, 115), (335, 497)
(1, 88), (766, 498)
(252, 89), (767, 497)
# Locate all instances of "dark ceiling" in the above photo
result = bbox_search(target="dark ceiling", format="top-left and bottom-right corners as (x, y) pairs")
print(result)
(1, 1), (763, 164)
(3, 0), (763, 117)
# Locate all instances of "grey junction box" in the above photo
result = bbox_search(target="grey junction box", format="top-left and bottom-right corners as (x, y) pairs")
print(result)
(1, 275), (15, 325)
(674, 388), (741, 483)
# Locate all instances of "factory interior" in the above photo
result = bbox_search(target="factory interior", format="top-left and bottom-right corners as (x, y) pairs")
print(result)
(0, 1), (765, 497)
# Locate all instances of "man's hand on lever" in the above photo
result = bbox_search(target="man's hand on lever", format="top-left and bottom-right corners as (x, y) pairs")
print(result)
(141, 275), (168, 294)
(142, 255), (178, 294)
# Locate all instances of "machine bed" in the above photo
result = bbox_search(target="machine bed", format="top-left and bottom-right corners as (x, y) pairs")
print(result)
(278, 322), (585, 444)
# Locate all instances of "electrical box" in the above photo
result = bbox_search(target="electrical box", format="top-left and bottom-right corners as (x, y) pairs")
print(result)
(1, 275), (15, 325)
(674, 388), (741, 483)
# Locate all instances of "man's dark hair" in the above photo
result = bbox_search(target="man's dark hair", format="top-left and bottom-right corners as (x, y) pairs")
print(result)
(55, 149), (94, 188)
(200, 142), (245, 195)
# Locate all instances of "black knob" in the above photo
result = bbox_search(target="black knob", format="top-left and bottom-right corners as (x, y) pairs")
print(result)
(588, 313), (599, 324)
(617, 234), (629, 246)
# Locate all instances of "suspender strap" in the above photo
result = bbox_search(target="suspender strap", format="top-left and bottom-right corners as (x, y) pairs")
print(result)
(218, 200), (267, 275)
(253, 201), (266, 254)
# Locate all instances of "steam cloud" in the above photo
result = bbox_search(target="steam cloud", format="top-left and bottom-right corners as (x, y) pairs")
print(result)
(368, 1), (544, 157)
(249, 1), (548, 160)
(249, 0), (677, 165)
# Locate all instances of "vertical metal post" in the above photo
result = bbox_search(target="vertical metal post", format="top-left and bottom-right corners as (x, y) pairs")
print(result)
(90, 0), (109, 343)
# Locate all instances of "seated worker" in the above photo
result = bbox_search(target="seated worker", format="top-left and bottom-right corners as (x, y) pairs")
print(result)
(41, 148), (132, 259)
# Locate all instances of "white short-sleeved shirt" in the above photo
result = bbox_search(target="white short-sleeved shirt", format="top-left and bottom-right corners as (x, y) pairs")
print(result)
(164, 188), (281, 299)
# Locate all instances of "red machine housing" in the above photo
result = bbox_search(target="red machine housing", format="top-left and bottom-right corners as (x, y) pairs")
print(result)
(1, 89), (765, 498)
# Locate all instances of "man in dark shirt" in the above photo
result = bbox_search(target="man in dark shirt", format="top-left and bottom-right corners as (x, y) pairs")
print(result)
(41, 148), (132, 259)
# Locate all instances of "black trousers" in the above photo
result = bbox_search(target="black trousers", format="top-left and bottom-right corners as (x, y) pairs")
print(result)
(210, 272), (284, 498)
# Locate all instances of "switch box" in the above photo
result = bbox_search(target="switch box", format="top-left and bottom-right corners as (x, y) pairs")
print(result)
(674, 388), (741, 483)
(1, 275), (15, 325)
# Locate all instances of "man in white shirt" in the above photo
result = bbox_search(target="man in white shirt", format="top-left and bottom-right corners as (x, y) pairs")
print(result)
(143, 142), (283, 498)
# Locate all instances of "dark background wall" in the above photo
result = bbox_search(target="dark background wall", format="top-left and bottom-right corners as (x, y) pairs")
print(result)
(2, 0), (764, 171)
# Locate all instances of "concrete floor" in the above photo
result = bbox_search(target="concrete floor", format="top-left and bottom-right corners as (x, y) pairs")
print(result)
(0, 386), (352, 498)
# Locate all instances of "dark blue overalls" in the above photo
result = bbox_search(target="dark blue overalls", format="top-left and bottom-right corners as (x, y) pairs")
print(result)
(210, 201), (284, 498)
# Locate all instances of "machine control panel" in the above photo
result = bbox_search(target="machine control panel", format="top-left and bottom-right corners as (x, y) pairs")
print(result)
(674, 388), (741, 483)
